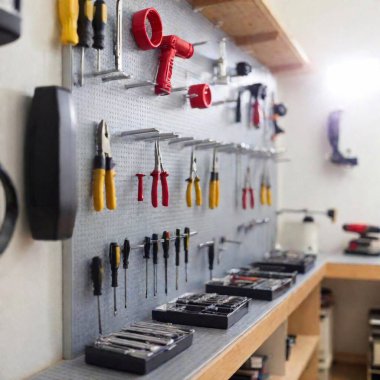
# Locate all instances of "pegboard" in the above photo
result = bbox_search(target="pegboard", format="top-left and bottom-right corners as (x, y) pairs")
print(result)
(63, 0), (278, 359)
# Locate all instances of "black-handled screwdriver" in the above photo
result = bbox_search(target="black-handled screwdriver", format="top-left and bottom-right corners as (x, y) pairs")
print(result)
(175, 229), (181, 290)
(78, 0), (93, 85)
(93, 0), (107, 72)
(183, 227), (190, 282)
(123, 239), (130, 309)
(152, 234), (159, 296)
(162, 231), (170, 295)
(143, 237), (151, 299)
(208, 243), (215, 281)
(109, 242), (120, 316)
(91, 256), (104, 335)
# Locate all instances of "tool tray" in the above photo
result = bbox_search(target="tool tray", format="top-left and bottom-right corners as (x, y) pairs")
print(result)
(85, 321), (194, 375)
(252, 251), (316, 274)
(229, 267), (298, 284)
(152, 293), (249, 329)
(206, 276), (293, 301)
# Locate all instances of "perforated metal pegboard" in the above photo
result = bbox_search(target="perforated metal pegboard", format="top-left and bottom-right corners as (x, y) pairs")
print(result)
(63, 0), (278, 358)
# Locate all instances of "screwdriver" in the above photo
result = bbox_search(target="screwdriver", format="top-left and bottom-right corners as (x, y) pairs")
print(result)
(123, 239), (130, 309)
(93, 0), (107, 72)
(175, 229), (181, 290)
(152, 234), (159, 296)
(208, 243), (215, 280)
(58, 0), (79, 46)
(183, 227), (190, 282)
(143, 237), (151, 299)
(78, 0), (93, 86)
(109, 243), (120, 316)
(91, 256), (104, 335)
(162, 231), (170, 295)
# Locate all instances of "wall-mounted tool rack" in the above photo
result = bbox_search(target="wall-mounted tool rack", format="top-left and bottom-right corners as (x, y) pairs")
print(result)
(188, 0), (309, 73)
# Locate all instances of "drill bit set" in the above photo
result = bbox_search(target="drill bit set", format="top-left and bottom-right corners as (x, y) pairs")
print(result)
(85, 321), (194, 374)
(152, 293), (249, 329)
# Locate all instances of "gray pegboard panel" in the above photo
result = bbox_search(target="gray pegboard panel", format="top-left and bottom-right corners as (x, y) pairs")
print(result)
(63, 0), (279, 358)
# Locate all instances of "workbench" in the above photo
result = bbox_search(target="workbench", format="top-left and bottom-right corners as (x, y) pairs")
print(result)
(32, 253), (380, 380)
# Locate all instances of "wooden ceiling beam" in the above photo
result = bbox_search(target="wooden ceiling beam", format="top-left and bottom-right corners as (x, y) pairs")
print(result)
(234, 31), (279, 45)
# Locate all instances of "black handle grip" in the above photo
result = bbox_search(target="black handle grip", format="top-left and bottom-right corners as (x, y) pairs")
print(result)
(93, 0), (107, 50)
(144, 237), (151, 259)
(123, 239), (130, 269)
(78, 0), (93, 48)
(152, 234), (158, 264)
(208, 244), (215, 271)
(162, 231), (170, 259)
(91, 256), (103, 296)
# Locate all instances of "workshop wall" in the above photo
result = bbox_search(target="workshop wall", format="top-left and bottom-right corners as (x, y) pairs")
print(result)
(0, 1), (63, 380)
(63, 0), (278, 358)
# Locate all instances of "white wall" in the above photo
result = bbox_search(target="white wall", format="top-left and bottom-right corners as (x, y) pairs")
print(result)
(0, 1), (63, 379)
(266, 0), (380, 357)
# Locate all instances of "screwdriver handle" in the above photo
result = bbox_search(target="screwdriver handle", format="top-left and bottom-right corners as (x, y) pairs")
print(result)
(162, 231), (170, 259)
(136, 174), (145, 202)
(91, 256), (104, 296)
(93, 155), (105, 212)
(109, 243), (120, 288)
(78, 0), (94, 47)
(242, 188), (248, 210)
(186, 178), (193, 207)
(123, 239), (130, 269)
(105, 157), (117, 210)
(152, 234), (158, 264)
(208, 244), (215, 271)
(58, 0), (79, 45)
(93, 0), (107, 50)
(175, 229), (181, 266)
(215, 176), (220, 208)
(144, 237), (151, 259)
(209, 176), (217, 209)
(160, 171), (169, 207)
(253, 99), (260, 128)
(267, 186), (272, 206)
(184, 227), (190, 264)
(260, 183), (267, 205)
(249, 188), (255, 209)
(194, 177), (202, 206)
(151, 170), (160, 208)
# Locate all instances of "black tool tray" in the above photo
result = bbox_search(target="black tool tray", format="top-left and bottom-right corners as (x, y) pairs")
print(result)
(229, 267), (298, 284)
(152, 293), (249, 329)
(206, 276), (292, 301)
(252, 251), (316, 274)
(85, 321), (194, 375)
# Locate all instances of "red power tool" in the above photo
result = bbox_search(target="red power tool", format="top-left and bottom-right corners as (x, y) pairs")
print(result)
(343, 224), (380, 256)
(155, 35), (194, 95)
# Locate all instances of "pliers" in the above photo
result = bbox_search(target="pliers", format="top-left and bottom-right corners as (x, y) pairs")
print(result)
(209, 148), (220, 209)
(93, 120), (117, 211)
(186, 149), (202, 207)
(242, 166), (254, 209)
(151, 140), (169, 208)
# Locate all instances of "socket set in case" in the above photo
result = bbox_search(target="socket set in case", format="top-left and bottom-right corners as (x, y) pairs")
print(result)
(85, 321), (194, 374)
(206, 275), (293, 301)
(152, 293), (249, 329)
(252, 250), (316, 274)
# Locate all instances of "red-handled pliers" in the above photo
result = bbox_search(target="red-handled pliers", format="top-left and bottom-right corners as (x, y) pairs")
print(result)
(242, 166), (254, 210)
(151, 140), (169, 208)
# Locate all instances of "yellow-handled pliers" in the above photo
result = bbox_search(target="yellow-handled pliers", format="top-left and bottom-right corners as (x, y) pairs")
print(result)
(209, 148), (220, 209)
(186, 149), (202, 207)
(93, 120), (117, 211)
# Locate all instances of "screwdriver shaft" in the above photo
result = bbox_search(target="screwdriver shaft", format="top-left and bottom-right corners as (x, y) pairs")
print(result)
(165, 260), (168, 295)
(80, 47), (85, 86)
(97, 50), (101, 72)
(124, 269), (127, 308)
(185, 263), (188, 282)
(145, 259), (148, 298)
(97, 296), (102, 335)
(176, 267), (179, 290)
(113, 288), (117, 316)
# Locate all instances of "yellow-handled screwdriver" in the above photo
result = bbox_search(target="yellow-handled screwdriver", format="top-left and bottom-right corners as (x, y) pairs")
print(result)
(186, 149), (202, 207)
(109, 243), (120, 316)
(58, 0), (79, 45)
(93, 120), (117, 212)
(209, 148), (220, 209)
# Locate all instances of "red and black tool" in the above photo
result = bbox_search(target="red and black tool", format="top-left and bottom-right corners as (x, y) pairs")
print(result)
(155, 35), (194, 95)
(151, 140), (169, 208)
(343, 224), (380, 256)
(162, 231), (170, 295)
(136, 173), (145, 202)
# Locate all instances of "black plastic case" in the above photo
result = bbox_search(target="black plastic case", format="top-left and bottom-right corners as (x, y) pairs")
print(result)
(206, 277), (293, 301)
(252, 254), (316, 274)
(152, 293), (249, 329)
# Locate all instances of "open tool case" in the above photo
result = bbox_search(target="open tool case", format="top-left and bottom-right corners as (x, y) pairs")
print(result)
(252, 250), (316, 274)
(206, 275), (293, 301)
(229, 267), (298, 284)
(85, 321), (194, 375)
(152, 293), (249, 329)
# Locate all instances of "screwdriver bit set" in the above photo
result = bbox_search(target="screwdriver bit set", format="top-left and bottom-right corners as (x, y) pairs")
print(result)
(206, 275), (293, 301)
(152, 293), (249, 329)
(252, 250), (316, 274)
(85, 321), (194, 374)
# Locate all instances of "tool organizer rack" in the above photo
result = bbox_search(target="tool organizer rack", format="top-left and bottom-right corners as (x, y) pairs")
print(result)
(62, 0), (278, 359)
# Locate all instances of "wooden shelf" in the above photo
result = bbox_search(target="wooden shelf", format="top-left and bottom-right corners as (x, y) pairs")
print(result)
(271, 335), (319, 380)
(189, 0), (308, 73)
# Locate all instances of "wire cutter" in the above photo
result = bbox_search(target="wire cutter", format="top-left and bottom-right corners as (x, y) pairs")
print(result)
(209, 148), (220, 209)
(93, 120), (117, 211)
(151, 140), (169, 208)
(186, 149), (202, 207)
(242, 166), (254, 209)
